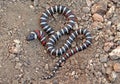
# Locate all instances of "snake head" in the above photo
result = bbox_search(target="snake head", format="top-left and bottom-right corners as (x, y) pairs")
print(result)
(26, 32), (37, 41)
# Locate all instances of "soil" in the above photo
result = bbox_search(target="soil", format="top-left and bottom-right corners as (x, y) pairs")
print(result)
(0, 0), (120, 84)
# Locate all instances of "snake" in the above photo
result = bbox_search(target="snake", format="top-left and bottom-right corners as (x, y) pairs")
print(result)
(26, 5), (92, 80)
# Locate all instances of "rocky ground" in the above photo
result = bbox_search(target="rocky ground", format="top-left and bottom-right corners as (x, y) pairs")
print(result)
(0, 0), (120, 84)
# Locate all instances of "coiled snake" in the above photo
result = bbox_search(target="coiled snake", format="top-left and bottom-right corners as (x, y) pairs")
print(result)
(26, 5), (92, 80)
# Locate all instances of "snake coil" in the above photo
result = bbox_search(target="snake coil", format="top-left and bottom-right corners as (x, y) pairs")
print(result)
(26, 5), (92, 80)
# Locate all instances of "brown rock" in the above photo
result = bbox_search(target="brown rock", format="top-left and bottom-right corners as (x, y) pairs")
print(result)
(91, 21), (103, 29)
(91, 0), (107, 15)
(92, 13), (104, 22)
(103, 42), (114, 52)
(113, 63), (120, 72)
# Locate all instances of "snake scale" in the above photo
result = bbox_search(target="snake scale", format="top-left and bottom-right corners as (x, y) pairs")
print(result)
(26, 5), (92, 80)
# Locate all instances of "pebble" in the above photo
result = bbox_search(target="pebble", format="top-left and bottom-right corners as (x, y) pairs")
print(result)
(109, 46), (120, 60)
(71, 71), (75, 76)
(45, 64), (49, 70)
(29, 5), (34, 9)
(91, 0), (107, 15)
(106, 21), (112, 29)
(18, 15), (21, 19)
(117, 32), (120, 37)
(103, 42), (114, 52)
(14, 39), (20, 44)
(95, 54), (100, 58)
(52, 80), (59, 84)
(9, 45), (20, 54)
(113, 63), (120, 72)
(91, 22), (103, 29)
(99, 54), (108, 63)
(34, 0), (39, 7)
(74, 74), (79, 80)
(108, 71), (117, 82)
(15, 62), (22, 69)
(117, 23), (120, 31)
(92, 13), (104, 22)
(44, 50), (47, 53)
(106, 67), (112, 75)
(106, 6), (115, 19)
(86, 0), (92, 7)
(82, 7), (90, 13)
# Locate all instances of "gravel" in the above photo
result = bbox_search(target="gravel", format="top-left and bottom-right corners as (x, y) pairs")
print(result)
(0, 0), (120, 83)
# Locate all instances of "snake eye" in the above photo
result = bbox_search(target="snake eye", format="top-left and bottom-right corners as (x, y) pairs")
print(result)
(26, 33), (36, 41)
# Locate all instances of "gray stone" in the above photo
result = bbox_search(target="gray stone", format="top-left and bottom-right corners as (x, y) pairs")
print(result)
(109, 46), (120, 60)
(99, 54), (108, 63)
(117, 23), (120, 31)
(108, 71), (117, 82)
(52, 80), (59, 84)
(15, 62), (22, 69)
(86, 0), (92, 7)
(82, 7), (90, 13)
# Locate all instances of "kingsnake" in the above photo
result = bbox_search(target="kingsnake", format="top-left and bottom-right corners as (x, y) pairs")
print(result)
(26, 5), (92, 80)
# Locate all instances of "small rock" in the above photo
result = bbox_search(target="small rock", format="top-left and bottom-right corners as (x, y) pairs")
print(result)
(103, 42), (114, 52)
(86, 0), (92, 7)
(92, 13), (104, 22)
(29, 5), (34, 9)
(106, 6), (115, 19)
(109, 36), (115, 42)
(18, 16), (21, 19)
(95, 54), (100, 58)
(91, 0), (107, 15)
(109, 46), (120, 60)
(99, 54), (108, 63)
(74, 74), (79, 80)
(14, 39), (20, 44)
(114, 36), (120, 43)
(71, 71), (75, 76)
(44, 50), (47, 53)
(91, 22), (103, 29)
(82, 7), (90, 13)
(52, 80), (59, 84)
(15, 57), (20, 62)
(9, 39), (21, 54)
(12, 0), (16, 1)
(117, 32), (120, 37)
(108, 71), (117, 82)
(34, 0), (39, 7)
(35, 67), (39, 72)
(106, 21), (112, 28)
(15, 62), (22, 69)
(106, 67), (112, 75)
(9, 46), (20, 54)
(117, 23), (120, 31)
(113, 63), (120, 72)
(81, 14), (90, 21)
(45, 64), (49, 70)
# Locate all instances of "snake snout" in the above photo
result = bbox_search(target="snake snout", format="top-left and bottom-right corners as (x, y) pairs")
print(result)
(26, 33), (36, 41)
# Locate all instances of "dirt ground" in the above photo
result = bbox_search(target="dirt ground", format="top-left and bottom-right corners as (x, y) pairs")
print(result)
(0, 0), (120, 84)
